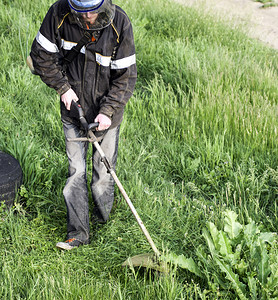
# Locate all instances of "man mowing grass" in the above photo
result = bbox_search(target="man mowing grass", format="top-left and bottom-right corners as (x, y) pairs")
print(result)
(29, 0), (137, 250)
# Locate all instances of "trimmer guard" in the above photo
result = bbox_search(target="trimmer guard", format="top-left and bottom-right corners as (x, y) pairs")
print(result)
(122, 253), (168, 273)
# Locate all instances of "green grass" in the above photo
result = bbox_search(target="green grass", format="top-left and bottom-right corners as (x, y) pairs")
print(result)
(254, 0), (278, 8)
(0, 0), (278, 298)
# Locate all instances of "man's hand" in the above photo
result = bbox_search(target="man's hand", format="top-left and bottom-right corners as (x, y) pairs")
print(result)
(94, 114), (112, 131)
(61, 88), (79, 110)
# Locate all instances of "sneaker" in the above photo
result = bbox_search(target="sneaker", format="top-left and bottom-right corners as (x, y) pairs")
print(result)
(56, 238), (85, 250)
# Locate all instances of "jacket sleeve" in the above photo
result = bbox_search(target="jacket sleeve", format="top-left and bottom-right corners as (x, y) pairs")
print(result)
(30, 5), (71, 95)
(98, 13), (137, 119)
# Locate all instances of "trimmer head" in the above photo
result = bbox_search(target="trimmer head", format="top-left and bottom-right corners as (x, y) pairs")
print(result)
(122, 253), (169, 273)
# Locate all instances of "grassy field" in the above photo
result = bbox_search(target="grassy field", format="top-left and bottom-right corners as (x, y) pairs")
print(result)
(0, 0), (278, 298)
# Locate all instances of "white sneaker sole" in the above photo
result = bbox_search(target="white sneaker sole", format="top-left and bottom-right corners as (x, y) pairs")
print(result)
(56, 241), (76, 250)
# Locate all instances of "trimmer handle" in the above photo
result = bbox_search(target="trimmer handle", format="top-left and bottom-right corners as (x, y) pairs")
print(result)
(70, 101), (99, 131)
(70, 100), (88, 130)
(71, 100), (84, 117)
(88, 122), (99, 131)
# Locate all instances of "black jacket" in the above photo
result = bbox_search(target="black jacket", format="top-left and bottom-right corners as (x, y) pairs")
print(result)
(30, 0), (137, 127)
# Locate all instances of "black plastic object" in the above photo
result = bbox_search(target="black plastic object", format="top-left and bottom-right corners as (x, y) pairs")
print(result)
(0, 151), (23, 207)
(88, 122), (99, 131)
(70, 100), (89, 130)
(70, 101), (99, 131)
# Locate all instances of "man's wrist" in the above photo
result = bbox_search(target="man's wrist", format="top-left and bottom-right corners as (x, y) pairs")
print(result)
(99, 107), (113, 119)
(57, 83), (71, 96)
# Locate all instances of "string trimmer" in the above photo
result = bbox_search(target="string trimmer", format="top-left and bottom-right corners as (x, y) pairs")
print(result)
(69, 101), (167, 273)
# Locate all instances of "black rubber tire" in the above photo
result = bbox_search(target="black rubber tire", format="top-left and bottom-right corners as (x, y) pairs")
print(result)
(0, 151), (23, 207)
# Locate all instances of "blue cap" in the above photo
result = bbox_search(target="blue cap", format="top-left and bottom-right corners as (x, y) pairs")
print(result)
(68, 0), (104, 13)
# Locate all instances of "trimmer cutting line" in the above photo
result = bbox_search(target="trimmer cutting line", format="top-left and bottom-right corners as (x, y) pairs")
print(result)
(69, 101), (167, 273)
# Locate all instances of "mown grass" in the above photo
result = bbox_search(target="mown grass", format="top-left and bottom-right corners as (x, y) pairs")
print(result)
(0, 0), (278, 298)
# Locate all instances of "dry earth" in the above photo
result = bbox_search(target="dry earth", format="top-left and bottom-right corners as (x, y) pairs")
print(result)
(176, 0), (278, 50)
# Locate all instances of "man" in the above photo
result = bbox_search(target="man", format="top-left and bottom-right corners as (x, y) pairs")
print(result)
(29, 0), (137, 250)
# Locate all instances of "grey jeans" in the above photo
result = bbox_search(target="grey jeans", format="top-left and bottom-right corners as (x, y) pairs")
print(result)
(62, 119), (120, 243)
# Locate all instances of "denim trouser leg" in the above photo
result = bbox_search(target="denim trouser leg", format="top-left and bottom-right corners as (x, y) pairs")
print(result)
(62, 119), (120, 241)
(91, 126), (120, 223)
(62, 120), (90, 242)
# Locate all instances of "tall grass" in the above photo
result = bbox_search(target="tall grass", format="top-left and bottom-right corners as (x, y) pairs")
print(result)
(0, 0), (277, 298)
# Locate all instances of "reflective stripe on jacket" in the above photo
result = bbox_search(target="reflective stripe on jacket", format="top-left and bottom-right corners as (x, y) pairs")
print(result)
(30, 0), (137, 128)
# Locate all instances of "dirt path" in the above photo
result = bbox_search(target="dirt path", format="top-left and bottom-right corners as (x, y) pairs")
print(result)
(176, 0), (278, 50)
